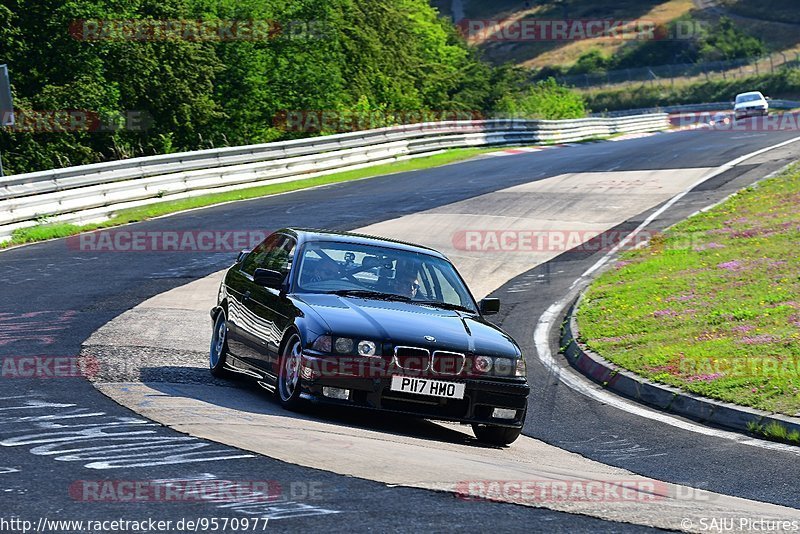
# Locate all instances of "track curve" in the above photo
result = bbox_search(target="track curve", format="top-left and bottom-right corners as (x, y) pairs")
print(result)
(4, 126), (800, 531)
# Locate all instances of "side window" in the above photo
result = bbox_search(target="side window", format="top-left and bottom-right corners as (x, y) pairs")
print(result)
(427, 262), (465, 306)
(241, 234), (285, 277)
(265, 237), (296, 275)
(416, 264), (435, 300)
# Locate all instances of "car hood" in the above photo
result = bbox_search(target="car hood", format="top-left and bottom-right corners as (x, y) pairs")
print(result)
(293, 293), (521, 358)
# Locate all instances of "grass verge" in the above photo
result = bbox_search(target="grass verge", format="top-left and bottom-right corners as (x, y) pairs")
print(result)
(747, 420), (800, 445)
(2, 147), (496, 249)
(577, 164), (800, 416)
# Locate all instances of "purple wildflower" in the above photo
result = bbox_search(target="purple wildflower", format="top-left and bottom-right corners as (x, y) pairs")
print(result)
(717, 260), (742, 271)
(653, 309), (678, 318)
(738, 334), (779, 345)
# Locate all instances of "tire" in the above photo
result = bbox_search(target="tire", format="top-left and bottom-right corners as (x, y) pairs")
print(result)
(209, 310), (231, 378)
(472, 424), (523, 446)
(276, 332), (304, 410)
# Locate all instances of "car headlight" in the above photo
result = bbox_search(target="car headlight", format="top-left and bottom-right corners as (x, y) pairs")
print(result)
(493, 357), (515, 376)
(312, 335), (380, 356)
(472, 355), (526, 377)
(357, 340), (377, 356)
(334, 337), (354, 353)
(474, 355), (493, 373)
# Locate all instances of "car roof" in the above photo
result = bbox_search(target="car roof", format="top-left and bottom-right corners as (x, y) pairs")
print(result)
(736, 91), (764, 98)
(277, 228), (447, 259)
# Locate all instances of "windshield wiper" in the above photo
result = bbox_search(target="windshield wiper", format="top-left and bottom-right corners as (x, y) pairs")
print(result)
(331, 289), (412, 302)
(416, 300), (476, 313)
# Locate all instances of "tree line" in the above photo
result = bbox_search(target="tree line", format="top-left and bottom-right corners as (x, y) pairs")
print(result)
(0, 0), (585, 175)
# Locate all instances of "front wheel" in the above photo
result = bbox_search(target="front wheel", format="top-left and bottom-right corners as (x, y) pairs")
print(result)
(209, 310), (231, 378)
(472, 424), (523, 446)
(277, 333), (304, 410)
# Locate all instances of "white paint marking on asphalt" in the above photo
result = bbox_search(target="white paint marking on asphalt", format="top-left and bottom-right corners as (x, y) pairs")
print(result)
(533, 135), (800, 454)
(0, 398), (255, 469)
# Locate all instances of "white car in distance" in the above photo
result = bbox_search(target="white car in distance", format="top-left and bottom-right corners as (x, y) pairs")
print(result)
(733, 91), (769, 120)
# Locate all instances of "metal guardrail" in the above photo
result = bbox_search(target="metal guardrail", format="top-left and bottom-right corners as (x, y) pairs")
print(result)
(0, 114), (669, 240)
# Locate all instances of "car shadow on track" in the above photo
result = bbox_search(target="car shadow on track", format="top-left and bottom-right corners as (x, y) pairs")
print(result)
(139, 365), (502, 449)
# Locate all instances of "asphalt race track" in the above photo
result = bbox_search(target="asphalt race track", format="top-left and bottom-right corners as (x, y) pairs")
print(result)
(3, 125), (800, 532)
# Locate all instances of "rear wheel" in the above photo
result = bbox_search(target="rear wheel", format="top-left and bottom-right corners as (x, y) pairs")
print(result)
(209, 310), (231, 378)
(277, 333), (304, 410)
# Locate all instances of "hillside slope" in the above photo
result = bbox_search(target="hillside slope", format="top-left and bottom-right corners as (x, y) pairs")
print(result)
(430, 0), (800, 70)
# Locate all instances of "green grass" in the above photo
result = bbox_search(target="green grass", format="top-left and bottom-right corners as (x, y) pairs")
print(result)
(577, 164), (800, 416)
(2, 147), (495, 248)
(747, 420), (800, 444)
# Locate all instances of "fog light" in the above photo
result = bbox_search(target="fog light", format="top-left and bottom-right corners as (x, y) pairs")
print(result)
(322, 387), (350, 400)
(492, 408), (517, 419)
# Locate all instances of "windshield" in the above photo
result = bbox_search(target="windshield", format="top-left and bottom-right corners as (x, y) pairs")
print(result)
(736, 93), (763, 103)
(294, 240), (478, 312)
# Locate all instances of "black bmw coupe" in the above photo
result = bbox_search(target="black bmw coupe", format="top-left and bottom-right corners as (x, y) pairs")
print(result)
(210, 228), (530, 445)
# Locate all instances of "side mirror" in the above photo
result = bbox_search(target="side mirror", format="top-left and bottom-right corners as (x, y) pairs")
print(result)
(253, 268), (285, 290)
(765, 96), (772, 101)
(479, 298), (500, 315)
(237, 249), (250, 263)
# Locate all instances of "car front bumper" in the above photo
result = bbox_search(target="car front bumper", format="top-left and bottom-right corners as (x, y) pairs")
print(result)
(735, 107), (767, 118)
(298, 352), (530, 428)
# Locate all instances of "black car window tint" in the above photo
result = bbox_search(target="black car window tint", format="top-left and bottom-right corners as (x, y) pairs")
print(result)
(241, 234), (283, 276)
(262, 236), (294, 274)
(280, 238), (297, 275)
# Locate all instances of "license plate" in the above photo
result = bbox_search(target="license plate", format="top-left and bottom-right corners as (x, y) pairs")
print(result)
(390, 375), (465, 399)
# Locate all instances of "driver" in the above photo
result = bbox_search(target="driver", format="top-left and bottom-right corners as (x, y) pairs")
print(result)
(393, 261), (421, 298)
(305, 258), (340, 284)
